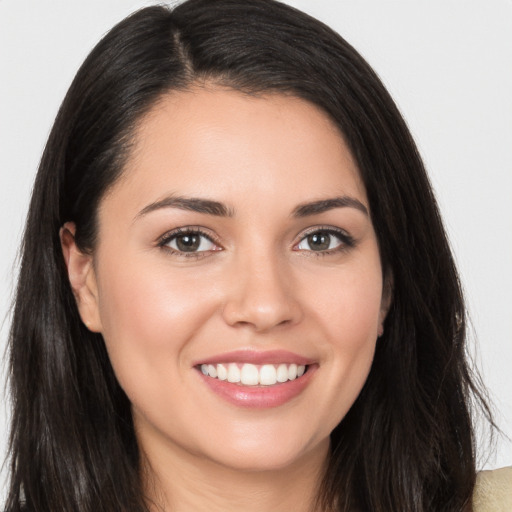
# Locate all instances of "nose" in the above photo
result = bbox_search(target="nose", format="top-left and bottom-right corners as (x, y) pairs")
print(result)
(221, 251), (303, 332)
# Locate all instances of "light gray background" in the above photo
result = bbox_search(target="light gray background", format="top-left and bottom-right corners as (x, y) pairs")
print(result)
(1, 0), (511, 498)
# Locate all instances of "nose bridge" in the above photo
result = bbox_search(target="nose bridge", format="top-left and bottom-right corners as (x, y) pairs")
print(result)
(222, 243), (301, 331)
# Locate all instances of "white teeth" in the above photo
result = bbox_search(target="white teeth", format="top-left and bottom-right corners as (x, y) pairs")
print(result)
(227, 363), (241, 383)
(276, 364), (289, 383)
(201, 362), (308, 386)
(259, 364), (277, 385)
(217, 363), (228, 380)
(240, 363), (259, 385)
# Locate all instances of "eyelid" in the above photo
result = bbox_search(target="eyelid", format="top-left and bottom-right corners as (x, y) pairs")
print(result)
(293, 225), (356, 253)
(155, 225), (355, 258)
(157, 226), (223, 256)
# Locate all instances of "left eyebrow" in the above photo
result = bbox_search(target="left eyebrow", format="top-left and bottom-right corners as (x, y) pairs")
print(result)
(135, 195), (234, 220)
(292, 196), (369, 217)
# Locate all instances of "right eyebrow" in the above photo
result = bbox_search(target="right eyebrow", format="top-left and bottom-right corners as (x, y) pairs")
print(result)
(134, 195), (234, 220)
(291, 196), (369, 218)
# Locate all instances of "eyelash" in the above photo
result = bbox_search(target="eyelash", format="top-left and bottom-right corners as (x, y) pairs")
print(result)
(157, 227), (222, 259)
(157, 225), (356, 258)
(294, 226), (356, 256)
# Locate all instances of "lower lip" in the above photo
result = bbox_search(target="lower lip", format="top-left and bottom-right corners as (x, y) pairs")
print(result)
(197, 366), (316, 409)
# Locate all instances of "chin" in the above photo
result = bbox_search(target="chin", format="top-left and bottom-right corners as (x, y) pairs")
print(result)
(197, 430), (330, 473)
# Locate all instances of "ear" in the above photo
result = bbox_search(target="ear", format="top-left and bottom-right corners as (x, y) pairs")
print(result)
(378, 273), (393, 337)
(60, 222), (102, 332)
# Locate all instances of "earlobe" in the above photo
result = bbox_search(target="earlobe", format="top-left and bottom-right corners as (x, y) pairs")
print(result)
(60, 222), (102, 332)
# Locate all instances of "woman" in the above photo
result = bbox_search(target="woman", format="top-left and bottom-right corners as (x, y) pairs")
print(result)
(4, 0), (508, 510)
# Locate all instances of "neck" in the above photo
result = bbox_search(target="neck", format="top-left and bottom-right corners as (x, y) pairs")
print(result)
(141, 438), (329, 512)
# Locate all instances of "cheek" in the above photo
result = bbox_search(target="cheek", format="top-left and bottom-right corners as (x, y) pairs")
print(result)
(94, 254), (219, 378)
(301, 256), (382, 418)
(306, 257), (384, 346)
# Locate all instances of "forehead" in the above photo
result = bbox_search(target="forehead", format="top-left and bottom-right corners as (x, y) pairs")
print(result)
(103, 86), (368, 216)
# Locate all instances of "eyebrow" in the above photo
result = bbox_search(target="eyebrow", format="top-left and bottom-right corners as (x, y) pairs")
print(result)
(135, 194), (368, 220)
(292, 196), (369, 217)
(136, 195), (234, 219)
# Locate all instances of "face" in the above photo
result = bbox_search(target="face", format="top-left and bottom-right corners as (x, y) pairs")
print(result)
(63, 87), (389, 474)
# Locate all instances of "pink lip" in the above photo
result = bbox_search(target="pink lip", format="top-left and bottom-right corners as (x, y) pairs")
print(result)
(196, 367), (317, 410)
(193, 349), (313, 366)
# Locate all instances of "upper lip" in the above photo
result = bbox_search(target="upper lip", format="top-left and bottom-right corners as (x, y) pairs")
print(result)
(193, 349), (314, 366)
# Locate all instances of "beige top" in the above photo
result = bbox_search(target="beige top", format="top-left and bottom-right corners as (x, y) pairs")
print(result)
(473, 467), (512, 512)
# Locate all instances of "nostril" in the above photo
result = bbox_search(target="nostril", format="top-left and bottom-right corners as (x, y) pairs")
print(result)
(221, 292), (303, 332)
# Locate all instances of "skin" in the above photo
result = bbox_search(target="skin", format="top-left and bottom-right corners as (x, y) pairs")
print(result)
(62, 86), (390, 512)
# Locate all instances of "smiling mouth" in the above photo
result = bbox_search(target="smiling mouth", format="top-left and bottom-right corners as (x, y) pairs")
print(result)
(199, 363), (308, 386)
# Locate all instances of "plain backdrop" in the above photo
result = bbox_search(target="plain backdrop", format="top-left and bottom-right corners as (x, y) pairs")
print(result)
(1, 0), (511, 499)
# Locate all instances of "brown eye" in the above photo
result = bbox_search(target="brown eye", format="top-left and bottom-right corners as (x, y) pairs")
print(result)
(306, 232), (332, 251)
(164, 231), (217, 253)
(175, 234), (201, 252)
(296, 229), (350, 253)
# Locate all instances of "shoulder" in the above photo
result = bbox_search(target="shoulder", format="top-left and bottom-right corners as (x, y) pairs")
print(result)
(473, 467), (512, 512)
